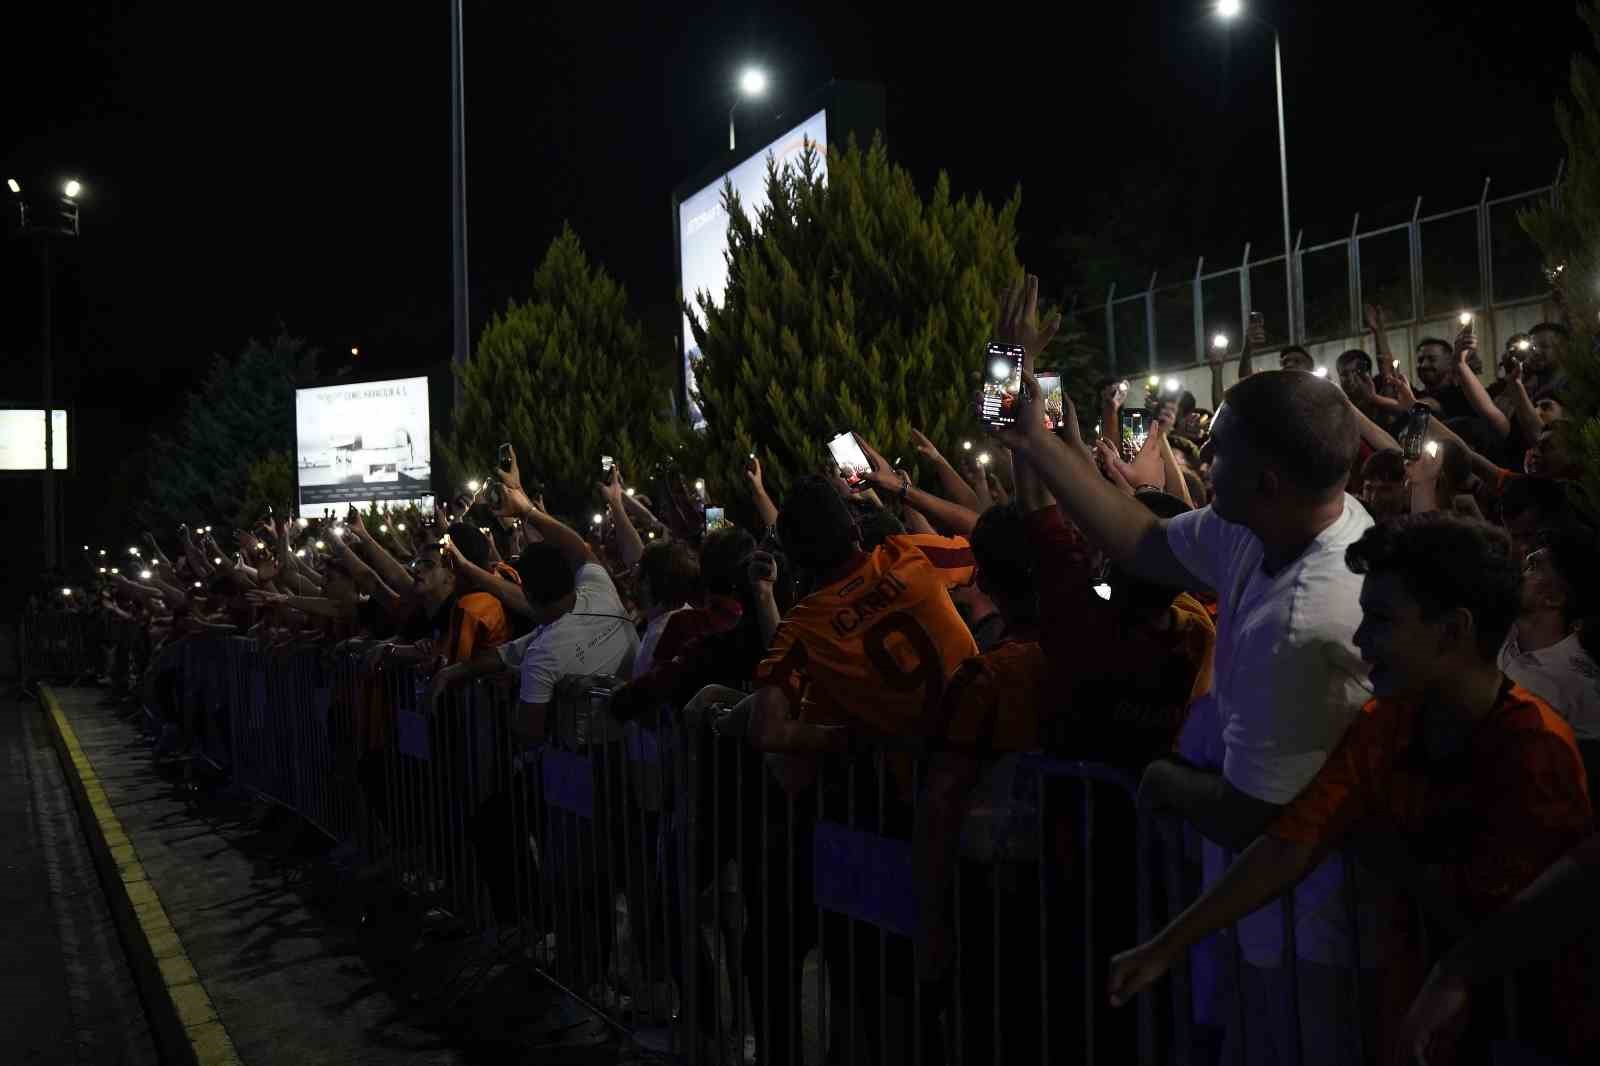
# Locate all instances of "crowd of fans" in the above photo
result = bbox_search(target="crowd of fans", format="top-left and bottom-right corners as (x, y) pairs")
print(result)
(37, 277), (1600, 1065)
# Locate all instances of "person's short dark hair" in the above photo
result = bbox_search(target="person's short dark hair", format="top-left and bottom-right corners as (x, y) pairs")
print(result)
(777, 475), (859, 574)
(1530, 321), (1570, 339)
(514, 542), (577, 605)
(971, 502), (1034, 613)
(1222, 371), (1360, 495)
(1416, 336), (1453, 355)
(1362, 448), (1407, 485)
(464, 503), (512, 557)
(857, 507), (906, 551)
(699, 527), (758, 597)
(638, 540), (699, 608)
(1337, 349), (1373, 375)
(1133, 487), (1191, 520)
(1169, 435), (1201, 467)
(1280, 345), (1313, 364)
(1178, 390), (1198, 417)
(1182, 469), (1208, 506)
(1501, 476), (1577, 527)
(446, 522), (492, 570)
(1536, 527), (1600, 627)
(1345, 513), (1521, 660)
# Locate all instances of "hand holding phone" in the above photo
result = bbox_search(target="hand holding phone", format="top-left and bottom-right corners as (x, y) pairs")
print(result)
(498, 443), (514, 473)
(977, 341), (1027, 428)
(1247, 312), (1267, 347)
(1400, 403), (1432, 462)
(827, 432), (873, 492)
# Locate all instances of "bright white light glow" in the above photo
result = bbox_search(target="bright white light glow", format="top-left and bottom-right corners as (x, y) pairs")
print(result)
(977, 452), (992, 466)
(61, 588), (72, 597)
(1216, 0), (1243, 17)
(1094, 582), (1113, 601)
(213, 557), (223, 565)
(296, 517), (309, 528)
(194, 582), (203, 589)
(350, 347), (359, 356)
(110, 567), (120, 575)
(739, 67), (768, 96)
(314, 540), (326, 550)
(1212, 333), (1230, 350)
(5, 179), (18, 194)
(98, 567), (106, 574)
(961, 441), (972, 451)
(63, 180), (81, 198)
(1392, 359), (1401, 370)
(98, 549), (106, 556)
(139, 570), (152, 580)
(625, 487), (635, 497)
(466, 479), (481, 493)
(379, 524), (390, 533)
(1147, 375), (1160, 388)
(1459, 311), (1474, 326)
(591, 513), (604, 526)
(396, 523), (406, 531)
(296, 549), (307, 558)
(1164, 377), (1180, 393)
(990, 358), (1011, 381)
(694, 479), (706, 493)
(1313, 367), (1329, 378)
(128, 546), (139, 556)
(1517, 339), (1533, 352)
(1425, 441), (1440, 458)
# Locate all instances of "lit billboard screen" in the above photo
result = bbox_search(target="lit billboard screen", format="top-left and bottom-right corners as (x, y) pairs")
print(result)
(0, 409), (68, 470)
(294, 376), (431, 514)
(678, 109), (828, 427)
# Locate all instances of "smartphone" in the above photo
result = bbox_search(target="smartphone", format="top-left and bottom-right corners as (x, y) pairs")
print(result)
(1035, 372), (1064, 432)
(704, 506), (729, 535)
(827, 432), (873, 492)
(1401, 403), (1432, 462)
(1119, 408), (1150, 457)
(601, 454), (615, 474)
(1249, 311), (1265, 332)
(497, 443), (514, 473)
(979, 341), (1027, 427)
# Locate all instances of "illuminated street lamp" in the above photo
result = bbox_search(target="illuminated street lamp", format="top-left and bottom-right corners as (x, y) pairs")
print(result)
(5, 179), (18, 194)
(63, 179), (81, 199)
(1215, 3), (1297, 344)
(729, 65), (769, 152)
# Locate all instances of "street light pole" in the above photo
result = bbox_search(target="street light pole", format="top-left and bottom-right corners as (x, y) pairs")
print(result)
(1273, 30), (1295, 344)
(728, 67), (769, 154)
(449, 0), (469, 407)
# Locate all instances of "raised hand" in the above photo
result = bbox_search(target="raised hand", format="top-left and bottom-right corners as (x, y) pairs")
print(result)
(744, 454), (765, 491)
(996, 273), (1062, 371)
(1363, 303), (1387, 335)
(500, 444), (524, 492)
(1094, 439), (1138, 496)
(909, 428), (943, 463)
(853, 434), (901, 493)
(1246, 315), (1267, 350)
(597, 465), (624, 507)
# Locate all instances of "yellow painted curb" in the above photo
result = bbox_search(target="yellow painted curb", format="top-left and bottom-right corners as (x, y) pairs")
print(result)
(41, 686), (244, 1066)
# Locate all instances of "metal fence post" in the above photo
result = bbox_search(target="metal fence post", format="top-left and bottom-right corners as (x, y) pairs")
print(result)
(1477, 177), (1494, 348)
(1409, 197), (1425, 327)
(1292, 230), (1306, 345)
(1145, 273), (1159, 371)
(1192, 257), (1206, 366)
(1104, 283), (1117, 375)
(1347, 213), (1363, 336)
(1239, 242), (1253, 325)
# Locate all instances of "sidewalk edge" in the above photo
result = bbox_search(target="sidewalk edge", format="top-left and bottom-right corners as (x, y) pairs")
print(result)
(40, 685), (243, 1066)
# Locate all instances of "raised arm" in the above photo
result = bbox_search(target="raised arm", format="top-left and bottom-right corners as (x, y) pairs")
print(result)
(858, 437), (982, 534)
(442, 537), (534, 620)
(599, 468), (644, 569)
(1502, 363), (1543, 445)
(909, 428), (981, 512)
(744, 456), (781, 531)
(348, 511), (414, 593)
(1452, 330), (1510, 438)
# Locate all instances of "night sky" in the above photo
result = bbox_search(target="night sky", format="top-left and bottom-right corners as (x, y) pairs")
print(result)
(2, 0), (1579, 547)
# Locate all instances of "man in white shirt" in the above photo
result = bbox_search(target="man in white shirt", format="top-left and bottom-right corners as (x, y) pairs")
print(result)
(992, 274), (1373, 1065)
(496, 488), (638, 742)
(1500, 528), (1600, 782)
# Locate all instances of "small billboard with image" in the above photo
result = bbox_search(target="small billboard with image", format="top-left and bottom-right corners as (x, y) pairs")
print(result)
(827, 432), (872, 492)
(0, 409), (68, 470)
(295, 376), (431, 513)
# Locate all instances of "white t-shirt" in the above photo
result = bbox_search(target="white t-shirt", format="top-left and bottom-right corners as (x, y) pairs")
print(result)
(1167, 495), (1377, 968)
(1166, 495), (1374, 804)
(499, 563), (639, 704)
(1501, 630), (1600, 741)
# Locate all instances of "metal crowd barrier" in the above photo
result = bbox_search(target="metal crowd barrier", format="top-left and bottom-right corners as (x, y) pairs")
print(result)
(106, 633), (1566, 1065)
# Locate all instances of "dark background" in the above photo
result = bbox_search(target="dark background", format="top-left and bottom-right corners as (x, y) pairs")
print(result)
(1, 0), (1578, 564)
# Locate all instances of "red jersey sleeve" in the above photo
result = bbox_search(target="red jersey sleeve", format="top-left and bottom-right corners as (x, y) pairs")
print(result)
(1268, 700), (1393, 847)
(898, 533), (976, 587)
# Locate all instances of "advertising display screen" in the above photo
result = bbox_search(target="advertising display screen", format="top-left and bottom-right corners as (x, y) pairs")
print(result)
(678, 109), (828, 427)
(0, 409), (68, 470)
(295, 376), (430, 513)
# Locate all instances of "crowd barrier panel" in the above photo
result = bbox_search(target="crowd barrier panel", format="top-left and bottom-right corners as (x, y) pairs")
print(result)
(45, 626), (1564, 1064)
(20, 609), (99, 685)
